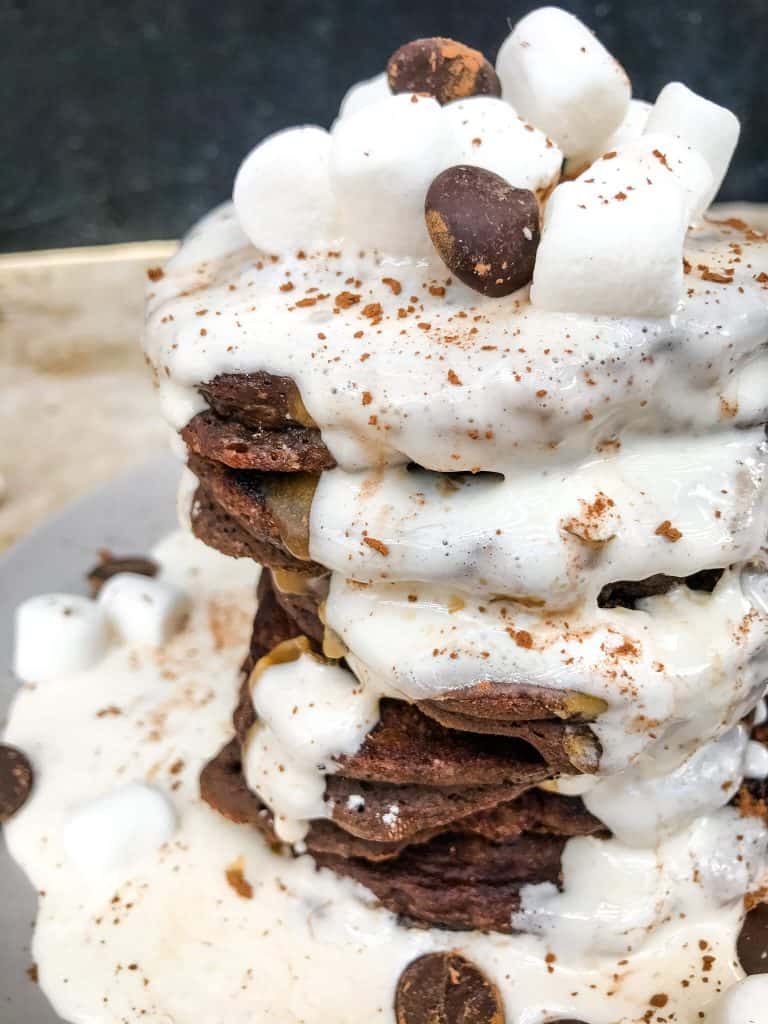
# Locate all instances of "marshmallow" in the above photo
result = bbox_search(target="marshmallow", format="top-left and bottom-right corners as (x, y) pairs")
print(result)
(745, 740), (768, 780)
(63, 783), (177, 875)
(98, 573), (189, 647)
(233, 126), (337, 254)
(330, 93), (458, 255)
(337, 72), (391, 121)
(645, 82), (740, 209)
(579, 133), (714, 222)
(442, 97), (562, 196)
(496, 7), (631, 157)
(13, 594), (110, 682)
(708, 975), (768, 1024)
(565, 97), (651, 176)
(531, 177), (688, 316)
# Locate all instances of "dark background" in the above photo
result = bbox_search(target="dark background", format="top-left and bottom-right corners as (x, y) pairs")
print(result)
(2, 0), (766, 253)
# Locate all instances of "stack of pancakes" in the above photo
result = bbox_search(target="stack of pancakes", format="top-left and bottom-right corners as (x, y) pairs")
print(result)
(190, 370), (734, 933)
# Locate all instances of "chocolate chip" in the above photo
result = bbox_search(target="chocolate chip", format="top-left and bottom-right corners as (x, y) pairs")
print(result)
(426, 166), (540, 297)
(387, 38), (501, 105)
(738, 902), (768, 975)
(87, 553), (159, 596)
(0, 745), (33, 822)
(395, 952), (505, 1024)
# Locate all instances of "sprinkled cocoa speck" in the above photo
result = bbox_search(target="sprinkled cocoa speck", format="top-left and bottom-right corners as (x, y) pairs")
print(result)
(354, 330), (364, 339)
(429, 285), (446, 297)
(335, 291), (360, 308)
(649, 993), (668, 1008)
(195, 308), (208, 316)
(363, 536), (389, 556)
(26, 964), (38, 984)
(295, 296), (318, 308)
(602, 150), (617, 160)
(362, 302), (382, 319)
(225, 857), (253, 900)
(146, 267), (164, 281)
(382, 277), (402, 295)
(279, 281), (294, 292)
(361, 391), (373, 406)
(701, 269), (734, 284)
(614, 191), (627, 201)
(417, 322), (431, 330)
(652, 148), (670, 169)
(655, 520), (683, 542)
(509, 629), (533, 649)
(447, 369), (462, 385)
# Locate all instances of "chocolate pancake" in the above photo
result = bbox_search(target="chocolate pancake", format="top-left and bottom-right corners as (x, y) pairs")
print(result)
(199, 738), (602, 931)
(183, 409), (335, 473)
(189, 453), (322, 573)
(313, 832), (565, 932)
(199, 371), (319, 432)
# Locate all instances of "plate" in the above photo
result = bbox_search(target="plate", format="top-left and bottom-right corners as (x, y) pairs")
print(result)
(0, 454), (178, 1023)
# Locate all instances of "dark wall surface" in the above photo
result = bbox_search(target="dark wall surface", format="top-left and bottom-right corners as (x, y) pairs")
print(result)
(2, 0), (766, 252)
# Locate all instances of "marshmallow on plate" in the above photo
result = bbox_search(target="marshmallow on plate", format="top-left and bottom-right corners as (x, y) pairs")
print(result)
(13, 594), (110, 682)
(331, 93), (458, 255)
(337, 72), (391, 121)
(565, 97), (651, 177)
(63, 783), (177, 875)
(707, 975), (768, 1024)
(496, 7), (630, 157)
(233, 126), (337, 253)
(645, 82), (740, 210)
(442, 97), (562, 197)
(580, 133), (714, 222)
(98, 572), (189, 647)
(531, 176), (688, 316)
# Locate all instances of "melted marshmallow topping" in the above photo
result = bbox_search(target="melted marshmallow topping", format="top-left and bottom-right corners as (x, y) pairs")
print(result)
(144, 207), (768, 473)
(326, 568), (768, 772)
(5, 531), (767, 1024)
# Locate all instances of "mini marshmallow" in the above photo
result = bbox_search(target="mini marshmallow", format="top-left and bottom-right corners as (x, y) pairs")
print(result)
(744, 740), (768, 780)
(579, 133), (714, 222)
(13, 594), (110, 682)
(708, 975), (768, 1024)
(98, 572), (189, 647)
(565, 97), (651, 176)
(496, 7), (631, 157)
(442, 97), (562, 197)
(645, 82), (740, 210)
(63, 783), (177, 875)
(336, 72), (391, 121)
(233, 126), (337, 253)
(531, 177), (688, 317)
(330, 93), (458, 255)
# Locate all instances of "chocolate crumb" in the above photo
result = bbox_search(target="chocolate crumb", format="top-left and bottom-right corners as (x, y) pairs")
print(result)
(363, 536), (389, 556)
(655, 520), (683, 543)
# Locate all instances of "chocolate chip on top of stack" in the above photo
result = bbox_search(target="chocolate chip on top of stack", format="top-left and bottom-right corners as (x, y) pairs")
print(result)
(387, 37), (501, 106)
